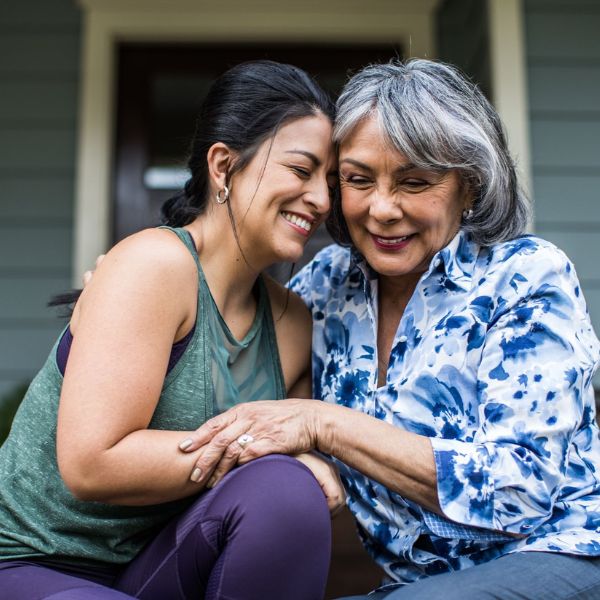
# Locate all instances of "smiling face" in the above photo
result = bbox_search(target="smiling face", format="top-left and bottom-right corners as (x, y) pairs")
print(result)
(339, 115), (471, 282)
(230, 113), (337, 266)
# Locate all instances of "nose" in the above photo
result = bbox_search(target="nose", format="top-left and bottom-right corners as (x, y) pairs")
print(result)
(369, 189), (403, 223)
(304, 176), (332, 216)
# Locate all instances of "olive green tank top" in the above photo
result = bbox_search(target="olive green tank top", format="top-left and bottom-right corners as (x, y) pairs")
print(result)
(0, 226), (285, 565)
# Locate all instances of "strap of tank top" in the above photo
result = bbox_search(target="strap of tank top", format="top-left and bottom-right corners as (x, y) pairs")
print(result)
(256, 276), (287, 399)
(157, 225), (206, 281)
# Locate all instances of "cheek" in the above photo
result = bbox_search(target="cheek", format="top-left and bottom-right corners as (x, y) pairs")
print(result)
(340, 193), (365, 228)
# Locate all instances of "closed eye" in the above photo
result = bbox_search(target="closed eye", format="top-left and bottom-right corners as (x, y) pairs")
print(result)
(291, 166), (311, 178)
(340, 174), (372, 187)
(400, 178), (431, 192)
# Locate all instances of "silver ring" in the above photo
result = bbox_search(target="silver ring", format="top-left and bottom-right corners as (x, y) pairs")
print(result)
(236, 433), (254, 448)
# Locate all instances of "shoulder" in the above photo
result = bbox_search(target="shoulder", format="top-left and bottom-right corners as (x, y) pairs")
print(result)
(482, 235), (593, 324)
(485, 235), (571, 273)
(480, 235), (578, 300)
(93, 228), (198, 290)
(73, 228), (198, 326)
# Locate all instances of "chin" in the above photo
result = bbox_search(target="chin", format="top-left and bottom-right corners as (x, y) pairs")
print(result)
(271, 242), (307, 264)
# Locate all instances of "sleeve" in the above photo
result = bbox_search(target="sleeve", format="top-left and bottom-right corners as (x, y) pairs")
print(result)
(430, 245), (600, 535)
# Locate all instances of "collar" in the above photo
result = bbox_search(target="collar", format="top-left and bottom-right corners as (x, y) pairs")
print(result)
(348, 229), (479, 293)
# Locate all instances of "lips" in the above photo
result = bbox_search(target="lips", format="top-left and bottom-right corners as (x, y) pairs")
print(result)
(371, 233), (415, 250)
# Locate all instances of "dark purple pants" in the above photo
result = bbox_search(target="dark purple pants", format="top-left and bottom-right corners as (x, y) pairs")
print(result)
(0, 455), (331, 600)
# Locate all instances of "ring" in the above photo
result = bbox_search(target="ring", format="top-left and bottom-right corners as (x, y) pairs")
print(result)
(237, 433), (254, 448)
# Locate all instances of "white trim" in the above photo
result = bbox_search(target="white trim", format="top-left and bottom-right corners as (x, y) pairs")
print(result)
(73, 0), (440, 282)
(488, 0), (533, 218)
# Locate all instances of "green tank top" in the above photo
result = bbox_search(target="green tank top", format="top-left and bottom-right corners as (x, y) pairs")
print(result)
(0, 226), (285, 565)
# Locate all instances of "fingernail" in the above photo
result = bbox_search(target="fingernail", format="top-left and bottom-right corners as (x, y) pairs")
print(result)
(206, 479), (215, 489)
(191, 468), (202, 482)
(179, 438), (193, 451)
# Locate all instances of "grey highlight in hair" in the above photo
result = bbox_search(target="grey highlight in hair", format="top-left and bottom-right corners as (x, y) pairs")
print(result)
(331, 59), (532, 247)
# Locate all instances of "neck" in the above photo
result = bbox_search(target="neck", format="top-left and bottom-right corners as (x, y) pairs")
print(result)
(378, 272), (422, 308)
(186, 210), (266, 317)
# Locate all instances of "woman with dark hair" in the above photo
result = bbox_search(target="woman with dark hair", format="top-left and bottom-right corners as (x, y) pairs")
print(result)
(180, 59), (600, 599)
(0, 60), (341, 599)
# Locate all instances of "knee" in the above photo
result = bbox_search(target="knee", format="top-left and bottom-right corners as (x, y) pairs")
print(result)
(221, 455), (330, 528)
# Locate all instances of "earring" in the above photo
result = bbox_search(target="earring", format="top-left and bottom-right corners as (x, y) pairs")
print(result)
(216, 185), (229, 204)
(462, 208), (473, 220)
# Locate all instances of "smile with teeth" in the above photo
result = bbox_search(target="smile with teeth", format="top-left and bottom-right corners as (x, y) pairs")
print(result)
(281, 211), (313, 232)
(375, 234), (411, 245)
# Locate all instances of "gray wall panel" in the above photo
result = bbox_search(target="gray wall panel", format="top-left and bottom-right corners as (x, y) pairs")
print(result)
(0, 1), (80, 399)
(0, 277), (71, 321)
(533, 175), (600, 226)
(0, 129), (76, 171)
(0, 226), (72, 271)
(0, 81), (79, 123)
(526, 13), (600, 60)
(2, 176), (73, 221)
(530, 120), (600, 169)
(0, 32), (80, 75)
(528, 65), (600, 113)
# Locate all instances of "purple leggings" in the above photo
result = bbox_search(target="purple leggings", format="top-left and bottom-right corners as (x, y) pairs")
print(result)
(0, 455), (331, 600)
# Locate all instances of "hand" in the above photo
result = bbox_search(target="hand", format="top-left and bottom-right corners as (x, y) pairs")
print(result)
(179, 399), (321, 488)
(294, 452), (346, 516)
(82, 254), (106, 287)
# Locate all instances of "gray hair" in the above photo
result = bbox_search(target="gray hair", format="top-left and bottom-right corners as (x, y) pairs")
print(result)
(328, 59), (531, 247)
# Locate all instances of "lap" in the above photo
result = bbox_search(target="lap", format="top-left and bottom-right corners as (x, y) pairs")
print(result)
(337, 552), (600, 600)
(0, 456), (328, 600)
(0, 562), (133, 600)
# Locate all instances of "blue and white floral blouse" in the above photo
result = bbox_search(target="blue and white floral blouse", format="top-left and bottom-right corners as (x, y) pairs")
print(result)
(290, 230), (600, 586)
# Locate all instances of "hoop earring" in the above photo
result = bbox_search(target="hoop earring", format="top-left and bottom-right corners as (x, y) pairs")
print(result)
(462, 208), (473, 220)
(216, 185), (230, 204)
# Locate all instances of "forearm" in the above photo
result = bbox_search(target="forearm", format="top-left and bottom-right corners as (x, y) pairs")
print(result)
(62, 429), (207, 506)
(315, 403), (440, 513)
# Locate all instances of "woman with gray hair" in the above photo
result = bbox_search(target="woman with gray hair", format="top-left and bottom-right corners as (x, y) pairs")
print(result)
(181, 59), (600, 598)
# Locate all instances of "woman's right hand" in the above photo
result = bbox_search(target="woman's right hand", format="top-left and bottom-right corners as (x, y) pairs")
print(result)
(82, 254), (106, 287)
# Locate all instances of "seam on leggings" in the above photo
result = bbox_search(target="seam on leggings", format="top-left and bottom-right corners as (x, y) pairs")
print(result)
(133, 517), (223, 597)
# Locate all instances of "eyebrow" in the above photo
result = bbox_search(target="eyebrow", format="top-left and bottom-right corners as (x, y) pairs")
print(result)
(285, 150), (321, 167)
(339, 158), (418, 175)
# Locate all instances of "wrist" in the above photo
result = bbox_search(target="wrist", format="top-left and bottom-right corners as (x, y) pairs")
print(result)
(312, 402), (337, 456)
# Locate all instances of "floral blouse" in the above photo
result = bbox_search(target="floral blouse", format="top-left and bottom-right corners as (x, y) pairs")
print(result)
(290, 230), (600, 586)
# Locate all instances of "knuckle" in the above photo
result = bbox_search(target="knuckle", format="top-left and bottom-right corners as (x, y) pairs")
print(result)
(224, 445), (239, 460)
(213, 434), (230, 449)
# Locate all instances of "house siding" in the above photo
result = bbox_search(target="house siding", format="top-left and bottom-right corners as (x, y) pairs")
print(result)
(524, 0), (600, 386)
(0, 0), (81, 398)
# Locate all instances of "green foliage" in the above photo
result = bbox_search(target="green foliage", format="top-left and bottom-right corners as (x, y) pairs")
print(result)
(0, 383), (28, 445)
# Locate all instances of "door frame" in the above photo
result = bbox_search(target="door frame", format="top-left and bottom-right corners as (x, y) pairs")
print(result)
(73, 0), (529, 281)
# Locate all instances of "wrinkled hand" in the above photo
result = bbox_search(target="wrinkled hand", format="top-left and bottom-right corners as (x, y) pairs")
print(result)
(179, 399), (321, 488)
(294, 452), (346, 516)
(82, 254), (106, 287)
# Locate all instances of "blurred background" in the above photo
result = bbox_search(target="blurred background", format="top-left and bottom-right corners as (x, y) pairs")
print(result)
(1, 0), (599, 596)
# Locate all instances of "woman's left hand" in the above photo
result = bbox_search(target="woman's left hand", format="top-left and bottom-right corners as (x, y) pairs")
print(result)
(294, 452), (346, 515)
(179, 399), (322, 488)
